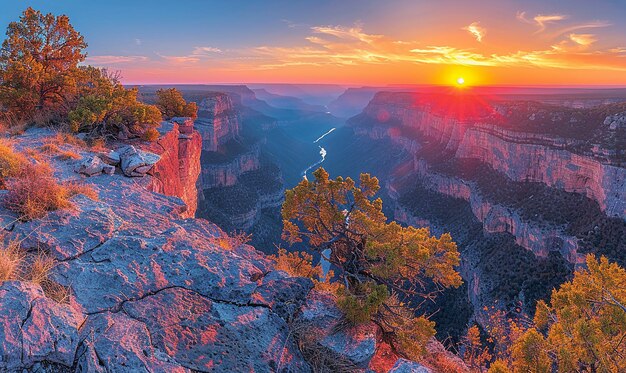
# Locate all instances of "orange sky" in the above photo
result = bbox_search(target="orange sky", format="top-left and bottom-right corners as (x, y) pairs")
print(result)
(6, 0), (626, 86)
(107, 18), (626, 86)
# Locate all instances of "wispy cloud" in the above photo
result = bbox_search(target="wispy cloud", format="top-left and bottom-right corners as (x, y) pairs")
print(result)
(85, 55), (148, 65)
(157, 54), (200, 64)
(549, 21), (611, 38)
(517, 11), (568, 32)
(108, 20), (626, 78)
(568, 33), (597, 47)
(192, 46), (223, 55)
(462, 22), (486, 42)
(311, 24), (382, 44)
(517, 11), (610, 37)
(533, 14), (568, 33)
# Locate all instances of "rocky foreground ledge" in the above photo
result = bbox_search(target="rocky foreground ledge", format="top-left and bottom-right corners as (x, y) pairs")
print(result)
(0, 125), (460, 372)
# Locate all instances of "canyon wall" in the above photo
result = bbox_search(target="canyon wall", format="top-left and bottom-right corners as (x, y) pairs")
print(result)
(144, 118), (202, 218)
(193, 92), (284, 241)
(349, 91), (626, 326)
(355, 92), (626, 219)
(195, 93), (240, 151)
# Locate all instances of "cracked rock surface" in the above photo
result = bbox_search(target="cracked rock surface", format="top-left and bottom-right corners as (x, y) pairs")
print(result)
(0, 129), (313, 372)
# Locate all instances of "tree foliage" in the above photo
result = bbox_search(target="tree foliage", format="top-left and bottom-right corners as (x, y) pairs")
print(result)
(0, 7), (161, 140)
(68, 66), (161, 138)
(481, 254), (626, 372)
(155, 88), (198, 120)
(0, 7), (86, 118)
(281, 167), (462, 359)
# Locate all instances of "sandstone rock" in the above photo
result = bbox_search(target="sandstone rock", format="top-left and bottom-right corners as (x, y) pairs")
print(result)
(76, 312), (187, 372)
(14, 195), (122, 261)
(121, 287), (310, 372)
(143, 121), (202, 218)
(98, 150), (121, 166)
(389, 359), (432, 373)
(75, 156), (106, 176)
(195, 93), (240, 152)
(0, 282), (82, 371)
(299, 290), (377, 368)
(102, 164), (115, 175)
(118, 145), (161, 177)
(251, 270), (313, 320)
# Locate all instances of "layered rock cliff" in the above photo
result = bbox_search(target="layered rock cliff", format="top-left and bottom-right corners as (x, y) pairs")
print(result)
(195, 93), (240, 152)
(193, 92), (285, 249)
(143, 118), (202, 218)
(348, 91), (626, 330)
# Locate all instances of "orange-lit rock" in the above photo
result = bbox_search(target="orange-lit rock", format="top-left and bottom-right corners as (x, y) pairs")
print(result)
(144, 119), (202, 218)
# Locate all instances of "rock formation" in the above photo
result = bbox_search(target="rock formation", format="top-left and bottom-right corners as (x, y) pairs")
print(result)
(143, 118), (202, 218)
(193, 92), (285, 246)
(347, 91), (626, 332)
(0, 126), (456, 372)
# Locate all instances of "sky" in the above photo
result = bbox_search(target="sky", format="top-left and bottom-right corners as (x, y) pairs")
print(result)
(2, 0), (626, 86)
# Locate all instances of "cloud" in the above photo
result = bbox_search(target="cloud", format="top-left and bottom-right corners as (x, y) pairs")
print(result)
(134, 38), (142, 46)
(157, 54), (200, 64)
(192, 46), (222, 55)
(155, 46), (223, 64)
(517, 11), (610, 37)
(533, 14), (568, 32)
(311, 24), (382, 44)
(569, 33), (597, 47)
(549, 21), (611, 38)
(517, 11), (568, 32)
(130, 22), (626, 75)
(85, 55), (148, 65)
(462, 22), (486, 42)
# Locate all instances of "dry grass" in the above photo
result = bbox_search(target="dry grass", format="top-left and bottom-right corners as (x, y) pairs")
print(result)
(142, 127), (160, 142)
(0, 239), (25, 282)
(87, 137), (106, 152)
(4, 162), (72, 221)
(0, 111), (29, 136)
(0, 140), (28, 187)
(65, 181), (99, 201)
(23, 148), (43, 162)
(38, 143), (61, 154)
(49, 132), (87, 148)
(57, 150), (81, 161)
(0, 238), (70, 303)
(209, 231), (252, 250)
(26, 251), (56, 284)
(290, 317), (360, 373)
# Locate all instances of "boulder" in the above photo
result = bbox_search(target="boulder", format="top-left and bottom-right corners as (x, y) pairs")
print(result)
(299, 290), (377, 368)
(389, 359), (432, 373)
(118, 145), (161, 177)
(75, 156), (106, 176)
(0, 282), (83, 371)
(98, 150), (121, 166)
(251, 270), (313, 320)
(75, 312), (188, 372)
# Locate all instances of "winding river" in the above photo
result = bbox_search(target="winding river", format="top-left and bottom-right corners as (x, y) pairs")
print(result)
(301, 127), (336, 180)
(301, 127), (338, 277)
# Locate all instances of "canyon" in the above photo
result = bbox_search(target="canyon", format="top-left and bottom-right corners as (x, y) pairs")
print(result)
(138, 84), (626, 346)
(3, 82), (626, 371)
(345, 91), (626, 328)
(0, 122), (466, 372)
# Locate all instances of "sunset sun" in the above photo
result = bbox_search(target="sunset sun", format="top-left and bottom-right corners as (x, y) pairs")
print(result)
(456, 77), (465, 86)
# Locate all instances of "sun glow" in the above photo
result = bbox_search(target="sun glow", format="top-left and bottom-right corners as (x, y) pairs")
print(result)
(456, 77), (465, 86)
